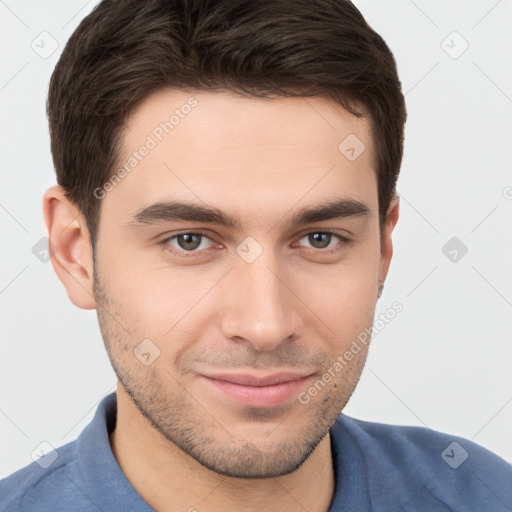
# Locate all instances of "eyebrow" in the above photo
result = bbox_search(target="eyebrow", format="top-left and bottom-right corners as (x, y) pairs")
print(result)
(127, 197), (372, 230)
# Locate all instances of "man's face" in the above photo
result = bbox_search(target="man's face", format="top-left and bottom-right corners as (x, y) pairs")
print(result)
(93, 89), (392, 478)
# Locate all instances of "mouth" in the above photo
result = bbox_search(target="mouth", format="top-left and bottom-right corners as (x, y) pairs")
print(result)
(198, 371), (316, 408)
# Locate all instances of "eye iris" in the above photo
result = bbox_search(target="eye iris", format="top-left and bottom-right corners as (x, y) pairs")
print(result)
(309, 232), (331, 249)
(178, 233), (201, 250)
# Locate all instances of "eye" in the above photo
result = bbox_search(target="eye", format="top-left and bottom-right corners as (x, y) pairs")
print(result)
(159, 230), (350, 258)
(295, 231), (349, 254)
(161, 231), (217, 257)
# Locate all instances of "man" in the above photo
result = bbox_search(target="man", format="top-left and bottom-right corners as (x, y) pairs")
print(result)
(1, 0), (511, 510)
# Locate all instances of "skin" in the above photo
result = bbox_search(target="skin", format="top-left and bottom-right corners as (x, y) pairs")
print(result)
(43, 89), (399, 512)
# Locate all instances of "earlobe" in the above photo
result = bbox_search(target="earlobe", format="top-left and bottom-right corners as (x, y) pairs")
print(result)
(42, 185), (97, 310)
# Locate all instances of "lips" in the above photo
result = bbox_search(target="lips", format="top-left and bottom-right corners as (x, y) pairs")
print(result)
(202, 372), (312, 387)
(199, 371), (315, 407)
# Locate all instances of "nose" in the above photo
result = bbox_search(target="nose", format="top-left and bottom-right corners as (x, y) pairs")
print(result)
(218, 247), (302, 352)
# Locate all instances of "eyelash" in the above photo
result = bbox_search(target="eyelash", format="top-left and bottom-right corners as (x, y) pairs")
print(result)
(159, 230), (350, 258)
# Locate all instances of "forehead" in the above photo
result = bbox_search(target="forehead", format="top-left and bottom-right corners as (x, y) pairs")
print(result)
(122, 88), (374, 156)
(103, 88), (377, 228)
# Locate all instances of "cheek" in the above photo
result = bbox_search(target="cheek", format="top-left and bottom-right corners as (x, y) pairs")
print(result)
(292, 257), (378, 331)
(105, 270), (212, 359)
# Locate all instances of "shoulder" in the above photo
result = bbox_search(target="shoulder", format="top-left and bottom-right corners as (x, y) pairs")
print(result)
(331, 414), (512, 510)
(0, 439), (88, 512)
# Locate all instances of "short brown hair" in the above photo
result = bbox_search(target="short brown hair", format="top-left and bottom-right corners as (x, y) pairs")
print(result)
(47, 0), (406, 252)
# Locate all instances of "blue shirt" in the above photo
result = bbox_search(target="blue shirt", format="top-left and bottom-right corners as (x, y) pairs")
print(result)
(1, 392), (511, 511)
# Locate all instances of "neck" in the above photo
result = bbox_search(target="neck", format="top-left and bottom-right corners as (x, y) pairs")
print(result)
(109, 384), (336, 512)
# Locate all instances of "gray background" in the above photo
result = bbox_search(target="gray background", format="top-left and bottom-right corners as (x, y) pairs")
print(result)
(1, 0), (511, 478)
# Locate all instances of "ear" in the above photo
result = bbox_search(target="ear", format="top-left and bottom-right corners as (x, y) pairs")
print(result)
(378, 194), (400, 291)
(42, 185), (96, 310)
